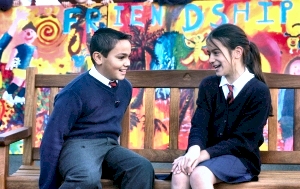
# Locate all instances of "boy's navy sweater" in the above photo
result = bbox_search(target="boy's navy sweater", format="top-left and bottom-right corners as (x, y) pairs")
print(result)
(188, 75), (271, 177)
(39, 71), (132, 189)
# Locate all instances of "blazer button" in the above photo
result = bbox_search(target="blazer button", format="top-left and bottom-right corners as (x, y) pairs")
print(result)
(224, 120), (227, 123)
(219, 133), (223, 136)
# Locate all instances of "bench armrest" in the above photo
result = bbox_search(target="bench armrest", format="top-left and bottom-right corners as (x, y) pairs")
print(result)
(0, 127), (32, 146)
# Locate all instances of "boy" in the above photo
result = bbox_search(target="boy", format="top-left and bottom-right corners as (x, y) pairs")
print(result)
(39, 28), (154, 189)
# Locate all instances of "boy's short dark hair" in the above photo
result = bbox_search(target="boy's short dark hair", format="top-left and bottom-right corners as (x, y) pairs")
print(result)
(90, 28), (132, 65)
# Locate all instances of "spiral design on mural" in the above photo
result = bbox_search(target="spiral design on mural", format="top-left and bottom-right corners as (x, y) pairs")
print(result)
(36, 19), (61, 45)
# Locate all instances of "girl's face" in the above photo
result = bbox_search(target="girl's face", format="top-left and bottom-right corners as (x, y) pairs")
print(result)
(289, 60), (300, 75)
(206, 39), (233, 78)
(94, 39), (131, 81)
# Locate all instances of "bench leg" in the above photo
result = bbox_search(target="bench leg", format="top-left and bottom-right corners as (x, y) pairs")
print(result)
(0, 146), (9, 189)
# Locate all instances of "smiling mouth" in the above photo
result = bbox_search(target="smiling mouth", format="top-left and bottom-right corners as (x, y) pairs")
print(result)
(25, 36), (33, 41)
(213, 65), (221, 69)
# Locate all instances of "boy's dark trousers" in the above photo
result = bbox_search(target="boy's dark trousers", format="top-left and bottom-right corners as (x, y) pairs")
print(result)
(58, 137), (154, 189)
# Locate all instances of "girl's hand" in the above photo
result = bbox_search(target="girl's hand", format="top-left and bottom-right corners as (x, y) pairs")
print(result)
(171, 156), (185, 174)
(171, 145), (201, 175)
(183, 145), (201, 175)
(198, 150), (210, 162)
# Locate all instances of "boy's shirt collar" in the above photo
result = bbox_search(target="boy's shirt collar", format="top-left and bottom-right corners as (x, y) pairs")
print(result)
(89, 65), (117, 88)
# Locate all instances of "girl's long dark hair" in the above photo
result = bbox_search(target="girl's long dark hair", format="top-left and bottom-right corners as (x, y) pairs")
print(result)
(206, 23), (273, 116)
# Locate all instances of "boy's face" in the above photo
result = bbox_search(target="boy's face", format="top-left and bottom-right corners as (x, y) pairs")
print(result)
(94, 39), (131, 81)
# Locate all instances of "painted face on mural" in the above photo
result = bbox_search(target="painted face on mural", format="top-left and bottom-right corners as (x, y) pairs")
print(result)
(206, 39), (234, 78)
(22, 28), (37, 44)
(289, 59), (300, 75)
(95, 40), (131, 81)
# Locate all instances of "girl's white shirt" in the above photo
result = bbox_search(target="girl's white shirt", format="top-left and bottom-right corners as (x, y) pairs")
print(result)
(219, 67), (254, 99)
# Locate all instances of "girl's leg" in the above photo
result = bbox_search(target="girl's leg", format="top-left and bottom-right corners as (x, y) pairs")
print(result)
(190, 166), (221, 189)
(171, 172), (190, 189)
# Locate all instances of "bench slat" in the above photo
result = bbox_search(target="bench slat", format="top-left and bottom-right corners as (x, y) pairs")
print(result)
(35, 71), (300, 88)
(294, 89), (300, 151)
(49, 88), (59, 114)
(268, 89), (278, 151)
(23, 68), (38, 166)
(131, 149), (184, 162)
(169, 88), (180, 150)
(261, 151), (300, 164)
(120, 108), (130, 147)
(144, 88), (155, 149)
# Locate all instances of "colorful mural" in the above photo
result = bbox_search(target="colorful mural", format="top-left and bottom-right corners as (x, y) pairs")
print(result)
(0, 0), (299, 154)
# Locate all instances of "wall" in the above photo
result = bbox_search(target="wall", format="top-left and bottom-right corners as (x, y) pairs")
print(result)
(0, 0), (299, 154)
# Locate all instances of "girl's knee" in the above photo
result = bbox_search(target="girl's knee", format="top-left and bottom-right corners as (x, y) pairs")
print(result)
(190, 166), (216, 188)
(171, 172), (189, 187)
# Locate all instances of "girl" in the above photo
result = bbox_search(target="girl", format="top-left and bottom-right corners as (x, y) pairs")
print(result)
(171, 23), (272, 189)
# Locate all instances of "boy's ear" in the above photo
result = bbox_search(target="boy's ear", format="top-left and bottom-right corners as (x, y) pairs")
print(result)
(92, 52), (102, 65)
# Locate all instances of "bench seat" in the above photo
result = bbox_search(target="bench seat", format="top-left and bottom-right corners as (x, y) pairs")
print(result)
(2, 67), (300, 189)
(6, 166), (300, 189)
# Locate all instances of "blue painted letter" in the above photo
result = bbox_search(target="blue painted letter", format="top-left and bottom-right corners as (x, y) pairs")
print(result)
(63, 8), (82, 34)
(151, 5), (163, 26)
(85, 8), (101, 33)
(257, 2), (274, 24)
(130, 5), (144, 27)
(233, 2), (249, 24)
(211, 3), (228, 28)
(183, 4), (203, 33)
(281, 0), (293, 24)
(114, 5), (124, 27)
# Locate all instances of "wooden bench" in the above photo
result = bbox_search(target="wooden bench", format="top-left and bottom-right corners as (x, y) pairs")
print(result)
(1, 66), (300, 189)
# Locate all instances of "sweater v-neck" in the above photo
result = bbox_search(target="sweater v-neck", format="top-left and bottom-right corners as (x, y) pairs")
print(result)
(220, 77), (257, 105)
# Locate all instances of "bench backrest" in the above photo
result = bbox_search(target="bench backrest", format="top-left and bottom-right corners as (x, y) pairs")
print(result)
(23, 67), (300, 166)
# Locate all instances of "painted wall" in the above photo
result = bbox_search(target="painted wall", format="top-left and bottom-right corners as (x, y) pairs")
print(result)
(0, 0), (298, 153)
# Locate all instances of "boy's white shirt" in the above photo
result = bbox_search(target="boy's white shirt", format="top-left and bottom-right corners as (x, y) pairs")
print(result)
(89, 65), (117, 88)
